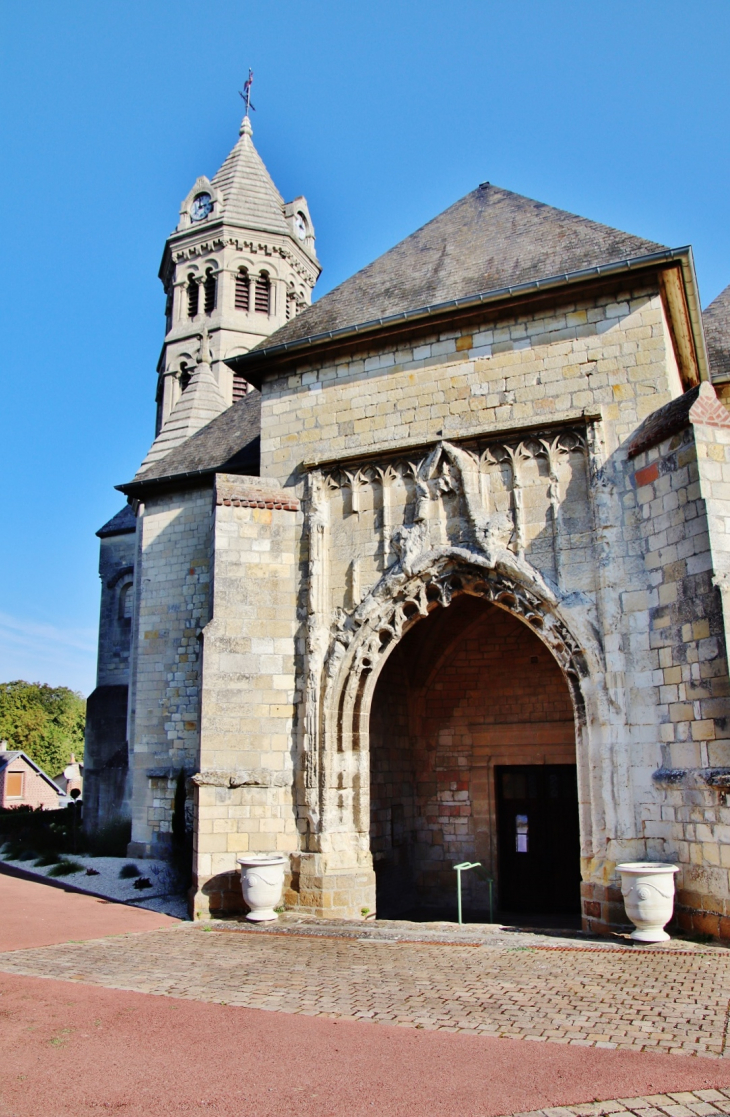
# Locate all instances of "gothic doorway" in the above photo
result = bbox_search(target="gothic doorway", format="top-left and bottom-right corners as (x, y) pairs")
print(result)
(369, 593), (580, 921)
(496, 765), (580, 915)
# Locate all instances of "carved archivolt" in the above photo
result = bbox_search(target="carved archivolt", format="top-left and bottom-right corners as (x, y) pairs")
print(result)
(300, 427), (598, 841)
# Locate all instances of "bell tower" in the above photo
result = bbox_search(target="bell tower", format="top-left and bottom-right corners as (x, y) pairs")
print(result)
(153, 110), (321, 437)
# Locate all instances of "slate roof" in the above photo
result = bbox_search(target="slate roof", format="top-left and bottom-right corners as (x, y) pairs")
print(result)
(97, 504), (137, 538)
(136, 338), (228, 475)
(118, 390), (261, 495)
(627, 386), (700, 459)
(249, 183), (667, 354)
(703, 283), (730, 381)
(211, 117), (290, 236)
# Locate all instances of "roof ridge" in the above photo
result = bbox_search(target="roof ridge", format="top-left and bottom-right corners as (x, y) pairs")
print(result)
(244, 182), (667, 357)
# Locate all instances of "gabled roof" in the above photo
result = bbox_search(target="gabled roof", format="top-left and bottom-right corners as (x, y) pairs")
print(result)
(0, 750), (64, 795)
(97, 504), (136, 538)
(118, 390), (261, 497)
(210, 117), (290, 236)
(249, 183), (667, 353)
(703, 283), (730, 381)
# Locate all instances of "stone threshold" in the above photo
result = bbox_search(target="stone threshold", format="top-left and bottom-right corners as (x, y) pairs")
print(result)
(201, 913), (724, 952)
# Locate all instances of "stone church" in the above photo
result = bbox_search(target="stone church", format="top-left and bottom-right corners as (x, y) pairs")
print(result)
(84, 104), (730, 935)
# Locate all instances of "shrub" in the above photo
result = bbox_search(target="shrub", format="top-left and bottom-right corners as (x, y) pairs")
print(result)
(119, 863), (141, 879)
(34, 851), (64, 867)
(47, 860), (84, 877)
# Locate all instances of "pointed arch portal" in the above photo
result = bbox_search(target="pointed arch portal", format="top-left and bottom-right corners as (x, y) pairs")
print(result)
(369, 594), (581, 919)
(304, 554), (596, 923)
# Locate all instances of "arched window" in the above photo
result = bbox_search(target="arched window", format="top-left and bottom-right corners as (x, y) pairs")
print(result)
(204, 268), (217, 315)
(254, 272), (271, 315)
(179, 363), (191, 392)
(286, 289), (296, 321)
(119, 583), (133, 624)
(235, 268), (250, 311)
(187, 275), (199, 318)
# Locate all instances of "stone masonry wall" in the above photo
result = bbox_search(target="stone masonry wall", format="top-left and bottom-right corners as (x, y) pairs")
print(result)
(571, 385), (730, 936)
(610, 386), (730, 938)
(254, 280), (698, 920)
(96, 531), (136, 687)
(84, 527), (136, 833)
(260, 284), (682, 482)
(192, 475), (301, 917)
(128, 486), (213, 858)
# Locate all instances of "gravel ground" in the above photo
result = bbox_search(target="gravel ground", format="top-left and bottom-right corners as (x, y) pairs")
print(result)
(0, 848), (188, 918)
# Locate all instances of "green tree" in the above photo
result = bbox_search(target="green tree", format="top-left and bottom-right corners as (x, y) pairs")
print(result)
(0, 681), (85, 777)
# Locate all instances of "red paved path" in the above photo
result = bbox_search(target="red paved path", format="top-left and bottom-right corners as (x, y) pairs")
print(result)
(0, 868), (178, 950)
(2, 871), (730, 1117)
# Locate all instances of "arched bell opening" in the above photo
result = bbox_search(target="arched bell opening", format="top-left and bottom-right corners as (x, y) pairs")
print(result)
(367, 592), (581, 922)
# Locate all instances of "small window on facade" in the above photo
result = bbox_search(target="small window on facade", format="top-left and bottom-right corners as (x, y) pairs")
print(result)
(254, 273), (271, 315)
(179, 363), (191, 392)
(187, 275), (199, 318)
(119, 583), (133, 623)
(204, 268), (217, 315)
(187, 276), (199, 318)
(235, 269), (250, 311)
(6, 772), (23, 797)
(232, 373), (249, 402)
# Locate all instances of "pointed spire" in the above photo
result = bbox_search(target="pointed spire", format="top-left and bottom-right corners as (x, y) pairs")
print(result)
(211, 108), (289, 235)
(136, 332), (228, 474)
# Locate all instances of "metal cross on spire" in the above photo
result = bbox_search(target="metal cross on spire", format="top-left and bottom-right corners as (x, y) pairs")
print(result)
(239, 68), (255, 116)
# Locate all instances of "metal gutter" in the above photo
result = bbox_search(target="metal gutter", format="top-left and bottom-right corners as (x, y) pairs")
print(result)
(227, 247), (704, 375)
(116, 462), (258, 498)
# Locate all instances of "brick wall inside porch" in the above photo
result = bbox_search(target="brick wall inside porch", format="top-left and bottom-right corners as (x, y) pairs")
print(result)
(369, 594), (576, 915)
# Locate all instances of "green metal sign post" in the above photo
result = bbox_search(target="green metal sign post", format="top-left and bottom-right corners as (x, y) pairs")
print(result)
(453, 861), (482, 925)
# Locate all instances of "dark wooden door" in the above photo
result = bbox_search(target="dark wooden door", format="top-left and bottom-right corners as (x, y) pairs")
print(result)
(496, 764), (580, 914)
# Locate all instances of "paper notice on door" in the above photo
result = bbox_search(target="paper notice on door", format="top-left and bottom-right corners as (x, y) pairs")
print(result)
(515, 814), (528, 853)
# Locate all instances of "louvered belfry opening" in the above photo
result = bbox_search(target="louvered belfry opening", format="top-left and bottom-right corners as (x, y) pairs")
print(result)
(187, 276), (199, 318)
(286, 291), (296, 320)
(235, 269), (250, 311)
(232, 373), (249, 402)
(254, 273), (271, 314)
(204, 269), (217, 315)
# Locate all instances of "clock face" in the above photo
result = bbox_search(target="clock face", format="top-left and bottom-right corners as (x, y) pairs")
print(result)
(294, 212), (307, 240)
(190, 193), (213, 222)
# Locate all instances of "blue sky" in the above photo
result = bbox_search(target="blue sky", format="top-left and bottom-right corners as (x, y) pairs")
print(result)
(2, 0), (730, 695)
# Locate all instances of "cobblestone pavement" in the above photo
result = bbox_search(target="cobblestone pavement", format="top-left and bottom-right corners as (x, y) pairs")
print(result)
(1, 921), (729, 1059)
(515, 1088), (730, 1117)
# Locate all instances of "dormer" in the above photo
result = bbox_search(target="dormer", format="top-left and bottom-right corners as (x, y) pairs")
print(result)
(284, 197), (317, 261)
(177, 176), (224, 232)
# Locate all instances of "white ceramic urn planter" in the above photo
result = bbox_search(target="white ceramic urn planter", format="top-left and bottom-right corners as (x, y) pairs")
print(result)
(617, 861), (679, 942)
(237, 854), (288, 921)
